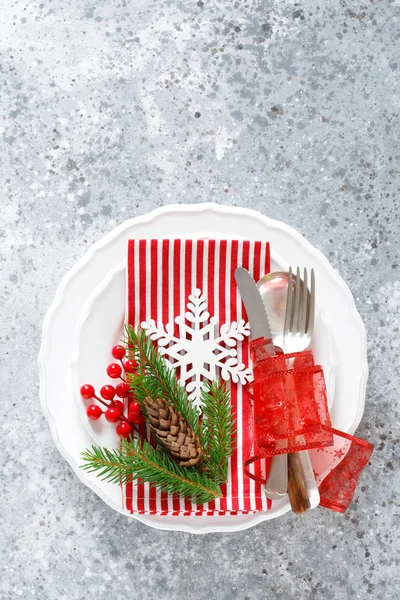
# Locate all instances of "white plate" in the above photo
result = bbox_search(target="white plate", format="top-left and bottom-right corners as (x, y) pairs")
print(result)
(72, 254), (335, 451)
(39, 203), (368, 534)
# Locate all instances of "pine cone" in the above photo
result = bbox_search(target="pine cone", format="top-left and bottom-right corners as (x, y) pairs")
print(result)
(143, 397), (203, 467)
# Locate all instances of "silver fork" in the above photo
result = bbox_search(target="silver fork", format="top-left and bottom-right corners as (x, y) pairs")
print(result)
(265, 267), (318, 509)
(284, 267), (315, 353)
(283, 266), (317, 513)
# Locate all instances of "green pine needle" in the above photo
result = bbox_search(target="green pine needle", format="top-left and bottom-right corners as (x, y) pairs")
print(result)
(201, 380), (236, 483)
(81, 438), (222, 505)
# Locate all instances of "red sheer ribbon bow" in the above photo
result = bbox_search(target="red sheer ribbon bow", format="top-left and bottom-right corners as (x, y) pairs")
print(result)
(245, 337), (373, 513)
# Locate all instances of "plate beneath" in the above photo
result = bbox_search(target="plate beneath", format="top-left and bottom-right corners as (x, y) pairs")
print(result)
(39, 203), (368, 534)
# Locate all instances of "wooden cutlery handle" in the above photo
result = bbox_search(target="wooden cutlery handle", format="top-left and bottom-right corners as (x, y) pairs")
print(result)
(287, 452), (311, 514)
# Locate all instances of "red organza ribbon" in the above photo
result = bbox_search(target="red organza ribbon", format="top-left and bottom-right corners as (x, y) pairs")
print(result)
(245, 337), (374, 513)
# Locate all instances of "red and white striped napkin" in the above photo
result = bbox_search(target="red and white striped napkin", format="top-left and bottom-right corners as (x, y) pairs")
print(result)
(124, 239), (271, 516)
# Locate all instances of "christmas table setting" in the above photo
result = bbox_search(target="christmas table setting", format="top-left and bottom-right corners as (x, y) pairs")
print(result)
(40, 203), (374, 532)
(3, 0), (400, 597)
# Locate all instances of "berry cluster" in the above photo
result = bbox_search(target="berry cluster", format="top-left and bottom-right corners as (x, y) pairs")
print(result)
(80, 345), (145, 439)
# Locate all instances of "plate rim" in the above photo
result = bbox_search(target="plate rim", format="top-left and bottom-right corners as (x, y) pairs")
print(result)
(39, 202), (368, 533)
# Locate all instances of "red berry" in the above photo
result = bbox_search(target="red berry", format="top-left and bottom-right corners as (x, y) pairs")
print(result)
(80, 384), (95, 399)
(100, 385), (116, 400)
(107, 363), (123, 379)
(86, 404), (102, 420)
(112, 345), (126, 360)
(128, 401), (141, 416)
(128, 402), (145, 424)
(124, 359), (138, 373)
(105, 407), (121, 423)
(112, 400), (124, 413)
(116, 382), (130, 398)
(116, 422), (133, 439)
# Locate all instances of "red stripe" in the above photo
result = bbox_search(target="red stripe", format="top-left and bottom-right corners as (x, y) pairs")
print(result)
(253, 242), (261, 282)
(217, 240), (227, 512)
(162, 239), (169, 332)
(139, 240), (149, 513)
(208, 241), (215, 318)
(183, 240), (194, 515)
(125, 240), (135, 512)
(241, 242), (251, 511)
(127, 240), (135, 326)
(266, 242), (271, 274)
(228, 240), (239, 512)
(173, 240), (181, 377)
(219, 240), (230, 512)
(203, 240), (216, 514)
(156, 240), (169, 514)
(150, 240), (158, 321)
(196, 240), (203, 292)
(217, 240), (228, 512)
(147, 240), (158, 514)
(172, 239), (184, 515)
(208, 240), (227, 514)
(161, 240), (178, 514)
(194, 240), (205, 514)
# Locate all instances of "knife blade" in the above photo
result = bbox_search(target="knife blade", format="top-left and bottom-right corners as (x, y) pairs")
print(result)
(234, 267), (288, 499)
(234, 267), (275, 354)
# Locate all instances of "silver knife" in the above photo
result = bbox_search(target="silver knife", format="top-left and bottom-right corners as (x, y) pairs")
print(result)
(235, 267), (288, 499)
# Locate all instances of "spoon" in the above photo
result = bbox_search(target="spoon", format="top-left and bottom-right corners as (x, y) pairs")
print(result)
(257, 271), (299, 351)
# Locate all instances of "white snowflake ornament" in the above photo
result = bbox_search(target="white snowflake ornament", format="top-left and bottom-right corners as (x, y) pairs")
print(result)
(141, 289), (252, 410)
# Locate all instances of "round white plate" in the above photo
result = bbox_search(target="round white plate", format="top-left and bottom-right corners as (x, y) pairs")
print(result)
(39, 203), (368, 534)
(71, 254), (335, 451)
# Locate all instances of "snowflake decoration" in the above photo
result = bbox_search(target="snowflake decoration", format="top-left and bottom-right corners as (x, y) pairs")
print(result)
(141, 288), (252, 410)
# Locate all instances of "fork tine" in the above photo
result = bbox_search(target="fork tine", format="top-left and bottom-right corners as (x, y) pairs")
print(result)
(299, 268), (308, 335)
(284, 267), (293, 337)
(308, 268), (315, 337)
(293, 267), (302, 332)
(297, 268), (303, 332)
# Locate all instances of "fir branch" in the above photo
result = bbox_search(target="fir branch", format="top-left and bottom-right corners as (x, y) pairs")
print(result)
(201, 380), (236, 484)
(81, 438), (222, 505)
(124, 326), (204, 443)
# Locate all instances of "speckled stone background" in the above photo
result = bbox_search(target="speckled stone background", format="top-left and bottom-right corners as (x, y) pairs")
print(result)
(1, 0), (399, 598)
